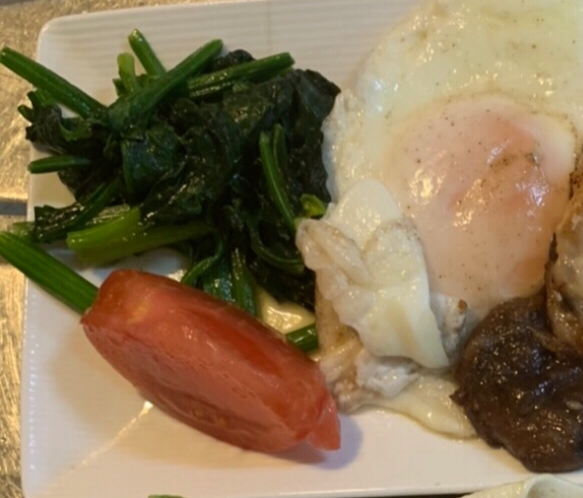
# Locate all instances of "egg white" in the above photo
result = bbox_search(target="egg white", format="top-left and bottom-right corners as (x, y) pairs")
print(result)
(323, 0), (583, 319)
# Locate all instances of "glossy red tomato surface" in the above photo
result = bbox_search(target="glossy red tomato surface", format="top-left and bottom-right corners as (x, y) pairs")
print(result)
(81, 269), (340, 452)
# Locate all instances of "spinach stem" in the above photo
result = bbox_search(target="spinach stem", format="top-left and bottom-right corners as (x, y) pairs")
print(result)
(128, 29), (166, 76)
(286, 323), (318, 352)
(230, 248), (259, 317)
(246, 218), (305, 275)
(299, 193), (327, 220)
(117, 53), (140, 94)
(69, 220), (211, 265)
(201, 258), (234, 303)
(0, 47), (106, 118)
(66, 206), (141, 250)
(0, 232), (97, 314)
(188, 52), (294, 99)
(28, 155), (91, 174)
(259, 125), (296, 234)
(181, 238), (224, 286)
(107, 39), (223, 132)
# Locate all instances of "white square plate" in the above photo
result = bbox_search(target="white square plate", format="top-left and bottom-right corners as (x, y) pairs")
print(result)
(20, 0), (559, 497)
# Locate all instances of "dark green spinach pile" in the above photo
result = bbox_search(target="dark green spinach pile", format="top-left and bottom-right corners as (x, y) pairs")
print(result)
(1, 30), (339, 323)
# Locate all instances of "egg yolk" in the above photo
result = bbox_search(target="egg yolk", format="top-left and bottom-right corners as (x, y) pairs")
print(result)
(380, 94), (575, 318)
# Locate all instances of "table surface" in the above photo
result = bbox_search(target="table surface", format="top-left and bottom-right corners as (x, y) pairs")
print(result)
(0, 1), (462, 496)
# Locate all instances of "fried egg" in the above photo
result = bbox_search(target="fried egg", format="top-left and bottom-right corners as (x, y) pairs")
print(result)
(297, 0), (583, 437)
(323, 0), (583, 319)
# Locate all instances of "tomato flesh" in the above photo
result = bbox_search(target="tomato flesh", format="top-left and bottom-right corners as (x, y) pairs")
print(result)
(81, 269), (340, 452)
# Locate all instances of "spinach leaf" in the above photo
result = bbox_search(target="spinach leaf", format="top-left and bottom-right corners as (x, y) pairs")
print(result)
(141, 103), (242, 225)
(2, 35), (340, 313)
(121, 122), (181, 201)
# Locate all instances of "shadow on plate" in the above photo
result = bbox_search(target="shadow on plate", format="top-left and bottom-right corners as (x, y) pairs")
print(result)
(277, 414), (362, 469)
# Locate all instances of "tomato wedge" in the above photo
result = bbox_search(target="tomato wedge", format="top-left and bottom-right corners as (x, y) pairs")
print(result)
(81, 269), (340, 452)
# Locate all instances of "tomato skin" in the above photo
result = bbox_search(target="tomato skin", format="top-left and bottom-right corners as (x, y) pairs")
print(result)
(81, 269), (340, 452)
